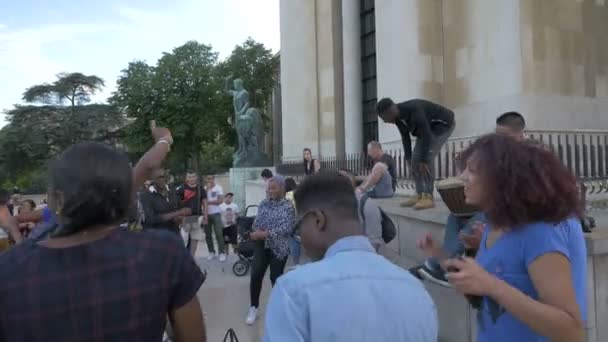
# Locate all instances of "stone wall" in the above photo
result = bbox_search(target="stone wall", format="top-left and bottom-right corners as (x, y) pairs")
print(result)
(280, 0), (608, 157)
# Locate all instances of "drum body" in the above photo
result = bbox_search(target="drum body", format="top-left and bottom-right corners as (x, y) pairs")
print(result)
(435, 178), (479, 217)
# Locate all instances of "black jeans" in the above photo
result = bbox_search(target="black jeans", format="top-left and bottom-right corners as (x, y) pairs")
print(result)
(249, 241), (287, 308)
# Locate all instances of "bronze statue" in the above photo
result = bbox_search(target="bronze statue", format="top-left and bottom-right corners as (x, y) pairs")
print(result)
(223, 76), (269, 167)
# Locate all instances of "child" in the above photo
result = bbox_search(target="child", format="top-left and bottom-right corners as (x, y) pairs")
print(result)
(220, 193), (240, 254)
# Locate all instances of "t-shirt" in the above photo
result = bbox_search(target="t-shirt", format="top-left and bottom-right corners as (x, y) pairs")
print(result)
(175, 183), (207, 216)
(475, 218), (587, 342)
(206, 184), (224, 215)
(380, 154), (397, 191)
(220, 203), (239, 227)
(0, 229), (205, 341)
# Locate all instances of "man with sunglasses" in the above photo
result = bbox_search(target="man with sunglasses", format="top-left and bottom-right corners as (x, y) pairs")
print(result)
(141, 169), (191, 234)
(263, 173), (437, 342)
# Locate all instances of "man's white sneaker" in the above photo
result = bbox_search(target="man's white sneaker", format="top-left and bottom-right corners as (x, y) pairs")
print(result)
(206, 254), (216, 261)
(245, 306), (258, 325)
(218, 253), (227, 262)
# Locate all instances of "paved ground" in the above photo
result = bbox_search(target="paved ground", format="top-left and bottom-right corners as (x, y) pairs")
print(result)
(193, 245), (272, 342)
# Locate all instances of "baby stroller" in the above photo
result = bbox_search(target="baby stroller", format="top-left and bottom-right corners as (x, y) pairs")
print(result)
(232, 205), (258, 276)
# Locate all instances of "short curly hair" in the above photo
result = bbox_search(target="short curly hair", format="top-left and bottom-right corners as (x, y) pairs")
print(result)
(459, 134), (583, 228)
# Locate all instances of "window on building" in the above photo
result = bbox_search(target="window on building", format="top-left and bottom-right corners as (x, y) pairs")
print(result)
(360, 0), (377, 145)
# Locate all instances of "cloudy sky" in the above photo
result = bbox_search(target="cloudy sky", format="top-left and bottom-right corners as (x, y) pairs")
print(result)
(0, 0), (280, 126)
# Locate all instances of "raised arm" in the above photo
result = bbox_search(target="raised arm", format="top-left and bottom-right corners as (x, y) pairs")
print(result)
(132, 121), (172, 194)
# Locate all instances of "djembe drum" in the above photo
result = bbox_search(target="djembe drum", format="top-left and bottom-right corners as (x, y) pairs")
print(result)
(435, 177), (479, 217)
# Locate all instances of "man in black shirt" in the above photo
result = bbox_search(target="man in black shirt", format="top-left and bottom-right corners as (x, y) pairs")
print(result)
(141, 169), (191, 234)
(175, 171), (208, 256)
(377, 98), (455, 210)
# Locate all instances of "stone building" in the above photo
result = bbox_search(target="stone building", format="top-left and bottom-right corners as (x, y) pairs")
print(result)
(279, 0), (608, 162)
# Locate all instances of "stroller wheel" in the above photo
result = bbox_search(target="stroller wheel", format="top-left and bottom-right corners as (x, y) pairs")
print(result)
(232, 260), (249, 277)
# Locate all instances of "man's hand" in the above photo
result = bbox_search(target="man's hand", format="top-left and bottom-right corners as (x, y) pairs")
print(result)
(202, 216), (208, 225)
(179, 208), (192, 217)
(150, 120), (173, 144)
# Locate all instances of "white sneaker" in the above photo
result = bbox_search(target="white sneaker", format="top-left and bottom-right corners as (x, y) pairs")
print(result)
(245, 306), (258, 325)
(219, 253), (227, 262)
(206, 254), (216, 261)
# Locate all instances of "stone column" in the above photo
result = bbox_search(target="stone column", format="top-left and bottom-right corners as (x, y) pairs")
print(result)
(342, 0), (363, 154)
(279, 0), (320, 161)
(315, 0), (345, 159)
(374, 0), (444, 148)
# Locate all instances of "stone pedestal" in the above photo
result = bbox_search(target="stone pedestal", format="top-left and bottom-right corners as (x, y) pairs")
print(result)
(229, 167), (275, 214)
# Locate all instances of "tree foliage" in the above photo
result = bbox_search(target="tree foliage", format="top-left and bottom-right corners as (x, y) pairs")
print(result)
(0, 73), (123, 191)
(0, 38), (278, 190)
(112, 38), (278, 173)
(23, 72), (105, 108)
(111, 41), (228, 172)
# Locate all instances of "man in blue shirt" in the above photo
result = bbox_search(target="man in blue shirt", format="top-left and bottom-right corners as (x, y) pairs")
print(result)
(263, 173), (437, 342)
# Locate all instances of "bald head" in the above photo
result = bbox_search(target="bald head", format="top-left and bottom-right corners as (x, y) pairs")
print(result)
(367, 141), (383, 161)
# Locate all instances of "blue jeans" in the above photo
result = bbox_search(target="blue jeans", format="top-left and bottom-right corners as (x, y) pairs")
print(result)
(427, 212), (486, 270)
(367, 188), (394, 199)
(412, 124), (455, 194)
(289, 237), (301, 265)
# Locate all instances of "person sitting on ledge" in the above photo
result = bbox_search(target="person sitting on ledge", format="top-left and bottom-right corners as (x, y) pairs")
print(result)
(356, 141), (396, 199)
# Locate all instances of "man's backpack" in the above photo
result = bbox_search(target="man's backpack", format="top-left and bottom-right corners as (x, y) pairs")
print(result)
(359, 195), (397, 243)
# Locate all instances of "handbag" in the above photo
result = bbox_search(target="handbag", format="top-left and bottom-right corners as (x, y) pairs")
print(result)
(222, 328), (239, 342)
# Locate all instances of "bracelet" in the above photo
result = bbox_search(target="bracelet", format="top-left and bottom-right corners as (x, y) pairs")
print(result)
(157, 139), (171, 151)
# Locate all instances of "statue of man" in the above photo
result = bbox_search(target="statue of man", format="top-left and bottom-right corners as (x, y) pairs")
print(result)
(224, 76), (249, 128)
(223, 76), (268, 167)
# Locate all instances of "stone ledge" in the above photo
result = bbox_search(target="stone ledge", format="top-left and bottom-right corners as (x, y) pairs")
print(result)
(373, 196), (608, 256)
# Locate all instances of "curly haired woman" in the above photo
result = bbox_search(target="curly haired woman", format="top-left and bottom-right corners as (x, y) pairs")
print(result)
(421, 134), (586, 342)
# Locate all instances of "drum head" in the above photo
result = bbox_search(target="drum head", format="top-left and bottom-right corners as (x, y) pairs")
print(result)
(435, 177), (464, 190)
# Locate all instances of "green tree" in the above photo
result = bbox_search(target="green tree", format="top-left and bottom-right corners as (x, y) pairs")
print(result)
(0, 73), (124, 191)
(23, 72), (105, 109)
(112, 38), (278, 175)
(112, 41), (230, 171)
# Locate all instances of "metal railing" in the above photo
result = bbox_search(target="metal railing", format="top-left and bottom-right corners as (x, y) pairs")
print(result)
(276, 130), (608, 194)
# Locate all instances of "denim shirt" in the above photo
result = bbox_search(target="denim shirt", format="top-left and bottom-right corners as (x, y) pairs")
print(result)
(263, 236), (438, 342)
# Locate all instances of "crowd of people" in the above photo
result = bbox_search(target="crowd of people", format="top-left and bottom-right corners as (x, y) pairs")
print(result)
(0, 96), (591, 342)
